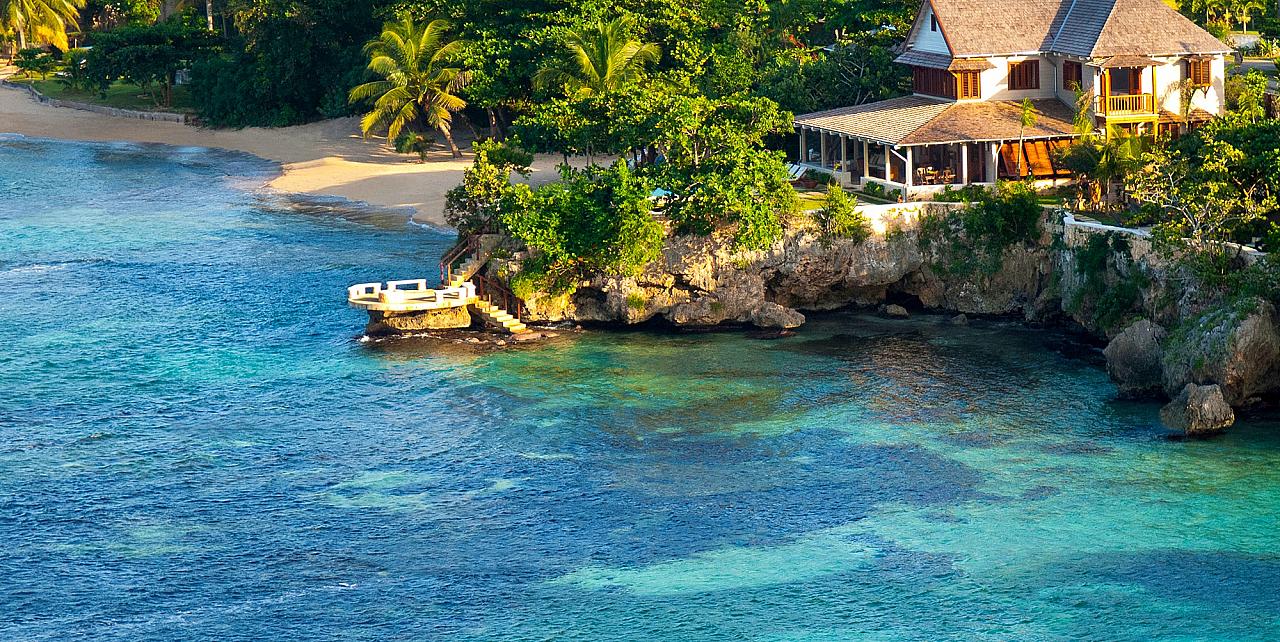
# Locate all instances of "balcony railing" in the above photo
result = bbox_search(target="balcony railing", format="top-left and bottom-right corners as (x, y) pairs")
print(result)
(1102, 93), (1155, 115)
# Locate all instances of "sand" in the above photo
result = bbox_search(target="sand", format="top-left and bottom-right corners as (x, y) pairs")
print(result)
(0, 73), (573, 228)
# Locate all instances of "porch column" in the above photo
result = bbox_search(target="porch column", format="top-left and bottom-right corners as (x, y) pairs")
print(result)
(862, 140), (870, 180)
(799, 128), (807, 163)
(841, 136), (848, 175)
(820, 133), (828, 168)
(884, 144), (891, 183)
(904, 147), (914, 189)
(989, 142), (1000, 181)
(961, 143), (969, 184)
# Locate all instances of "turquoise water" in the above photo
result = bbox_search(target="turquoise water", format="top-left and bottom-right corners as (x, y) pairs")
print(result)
(2, 137), (1279, 641)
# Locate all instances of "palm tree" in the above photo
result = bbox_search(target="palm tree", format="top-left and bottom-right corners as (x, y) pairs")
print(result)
(1016, 98), (1039, 178)
(1231, 0), (1265, 31)
(349, 18), (471, 158)
(533, 16), (660, 98)
(0, 0), (85, 50)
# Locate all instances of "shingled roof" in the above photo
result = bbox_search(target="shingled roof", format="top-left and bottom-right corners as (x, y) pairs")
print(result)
(795, 97), (1078, 146)
(915, 0), (1229, 58)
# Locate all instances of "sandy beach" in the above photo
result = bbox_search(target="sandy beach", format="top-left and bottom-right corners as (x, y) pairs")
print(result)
(0, 75), (570, 228)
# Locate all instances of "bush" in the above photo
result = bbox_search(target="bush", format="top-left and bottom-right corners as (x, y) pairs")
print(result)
(15, 48), (58, 80)
(812, 183), (870, 243)
(919, 181), (1042, 275)
(932, 184), (989, 203)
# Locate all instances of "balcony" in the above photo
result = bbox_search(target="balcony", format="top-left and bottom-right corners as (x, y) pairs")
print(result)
(1101, 93), (1156, 116)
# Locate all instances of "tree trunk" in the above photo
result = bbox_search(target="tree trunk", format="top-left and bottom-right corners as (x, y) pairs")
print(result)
(206, 0), (215, 30)
(487, 108), (499, 140)
(18, 28), (26, 51)
(441, 126), (462, 158)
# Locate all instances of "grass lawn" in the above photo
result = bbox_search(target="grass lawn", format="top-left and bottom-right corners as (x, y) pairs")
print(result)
(10, 78), (196, 113)
(796, 192), (826, 211)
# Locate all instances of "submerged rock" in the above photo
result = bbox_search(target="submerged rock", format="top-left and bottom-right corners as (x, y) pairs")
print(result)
(1104, 319), (1167, 398)
(1160, 383), (1235, 436)
(948, 313), (969, 326)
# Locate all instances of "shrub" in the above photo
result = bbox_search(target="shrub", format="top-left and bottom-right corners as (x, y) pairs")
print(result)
(812, 183), (870, 243)
(15, 48), (58, 80)
(919, 181), (1042, 275)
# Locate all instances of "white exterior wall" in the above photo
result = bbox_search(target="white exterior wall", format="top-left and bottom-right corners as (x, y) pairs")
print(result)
(1049, 55), (1095, 106)
(978, 55), (1057, 101)
(1149, 55), (1224, 116)
(909, 5), (951, 54)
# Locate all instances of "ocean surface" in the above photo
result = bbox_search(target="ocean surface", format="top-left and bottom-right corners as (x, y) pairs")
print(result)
(1, 136), (1279, 641)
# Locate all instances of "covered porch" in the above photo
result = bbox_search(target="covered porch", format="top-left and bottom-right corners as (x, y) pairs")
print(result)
(794, 96), (1080, 198)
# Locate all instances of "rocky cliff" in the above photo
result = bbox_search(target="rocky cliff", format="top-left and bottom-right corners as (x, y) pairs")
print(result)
(497, 204), (1279, 427)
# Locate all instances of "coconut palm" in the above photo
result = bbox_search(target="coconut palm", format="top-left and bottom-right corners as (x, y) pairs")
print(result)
(1230, 0), (1265, 31)
(0, 0), (85, 50)
(533, 16), (660, 99)
(349, 18), (470, 158)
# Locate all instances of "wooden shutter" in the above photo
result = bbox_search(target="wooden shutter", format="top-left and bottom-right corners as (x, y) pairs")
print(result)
(957, 71), (981, 99)
(1187, 60), (1211, 87)
(1009, 60), (1040, 90)
(1062, 61), (1082, 91)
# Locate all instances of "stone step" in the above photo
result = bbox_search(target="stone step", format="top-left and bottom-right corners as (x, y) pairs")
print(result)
(506, 323), (527, 334)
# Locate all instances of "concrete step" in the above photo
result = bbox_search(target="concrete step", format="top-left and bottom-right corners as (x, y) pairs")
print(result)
(507, 323), (527, 334)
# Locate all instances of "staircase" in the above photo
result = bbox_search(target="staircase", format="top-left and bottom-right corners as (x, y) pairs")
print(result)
(471, 299), (527, 334)
(439, 234), (530, 335)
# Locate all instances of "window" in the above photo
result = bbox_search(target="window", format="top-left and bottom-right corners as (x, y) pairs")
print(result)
(1187, 59), (1211, 87)
(1009, 59), (1040, 90)
(930, 14), (938, 31)
(913, 66), (956, 99)
(956, 71), (981, 99)
(1062, 61), (1082, 91)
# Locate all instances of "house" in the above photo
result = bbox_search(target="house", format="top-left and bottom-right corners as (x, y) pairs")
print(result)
(793, 0), (1231, 197)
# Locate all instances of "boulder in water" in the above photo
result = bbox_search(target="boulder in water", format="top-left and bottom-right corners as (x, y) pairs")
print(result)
(1159, 383), (1235, 436)
(1104, 319), (1167, 398)
(879, 304), (910, 319)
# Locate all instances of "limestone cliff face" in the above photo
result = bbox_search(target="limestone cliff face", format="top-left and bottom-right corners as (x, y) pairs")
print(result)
(504, 206), (1279, 412)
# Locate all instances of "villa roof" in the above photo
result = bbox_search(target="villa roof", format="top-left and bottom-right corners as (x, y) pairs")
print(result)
(795, 97), (1079, 146)
(915, 0), (1230, 58)
(895, 50), (997, 71)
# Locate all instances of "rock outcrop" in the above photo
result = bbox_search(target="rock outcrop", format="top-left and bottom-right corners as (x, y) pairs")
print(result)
(1103, 319), (1168, 398)
(1160, 383), (1236, 436)
(366, 306), (472, 336)
(1161, 299), (1280, 406)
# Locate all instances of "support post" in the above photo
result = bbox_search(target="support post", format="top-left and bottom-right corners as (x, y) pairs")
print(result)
(990, 142), (1000, 181)
(862, 140), (870, 181)
(820, 133), (828, 169)
(904, 147), (914, 189)
(799, 129), (807, 163)
(841, 136), (848, 177)
(884, 144), (891, 184)
(961, 143), (969, 184)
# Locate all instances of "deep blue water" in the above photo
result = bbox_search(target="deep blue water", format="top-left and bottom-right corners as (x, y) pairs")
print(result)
(2, 136), (1279, 641)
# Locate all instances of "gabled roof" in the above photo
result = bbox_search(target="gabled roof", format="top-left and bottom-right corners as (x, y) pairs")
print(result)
(795, 97), (1078, 146)
(903, 0), (1230, 60)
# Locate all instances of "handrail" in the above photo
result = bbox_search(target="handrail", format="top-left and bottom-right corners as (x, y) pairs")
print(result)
(1102, 93), (1155, 115)
(471, 272), (527, 321)
(439, 233), (482, 284)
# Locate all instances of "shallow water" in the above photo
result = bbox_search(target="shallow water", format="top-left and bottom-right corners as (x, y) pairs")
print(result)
(1, 137), (1279, 641)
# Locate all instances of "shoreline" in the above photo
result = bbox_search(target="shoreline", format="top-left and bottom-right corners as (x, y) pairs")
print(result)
(0, 73), (570, 228)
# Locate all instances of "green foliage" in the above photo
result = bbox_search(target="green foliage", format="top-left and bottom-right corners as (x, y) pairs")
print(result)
(443, 139), (532, 232)
(1225, 69), (1269, 121)
(14, 47), (57, 79)
(919, 181), (1041, 275)
(533, 15), (660, 99)
(754, 28), (908, 114)
(499, 162), (664, 294)
(812, 183), (869, 243)
(190, 0), (385, 127)
(349, 18), (470, 156)
(58, 47), (90, 91)
(1066, 233), (1146, 332)
(86, 21), (218, 108)
(625, 291), (646, 311)
(393, 130), (435, 161)
(932, 184), (988, 203)
(1, 0), (84, 50)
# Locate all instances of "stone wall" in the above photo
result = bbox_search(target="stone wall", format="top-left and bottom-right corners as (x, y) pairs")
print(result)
(2, 80), (190, 124)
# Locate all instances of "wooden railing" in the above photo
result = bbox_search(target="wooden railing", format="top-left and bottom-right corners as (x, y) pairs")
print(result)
(1103, 93), (1155, 115)
(472, 272), (526, 321)
(439, 233), (481, 285)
